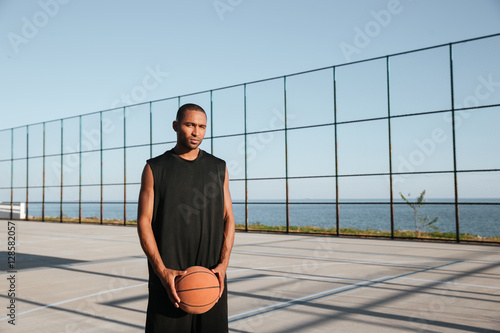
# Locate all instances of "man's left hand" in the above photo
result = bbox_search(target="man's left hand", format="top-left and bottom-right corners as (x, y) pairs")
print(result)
(211, 263), (227, 299)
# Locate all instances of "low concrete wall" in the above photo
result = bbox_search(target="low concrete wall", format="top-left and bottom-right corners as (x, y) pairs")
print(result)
(0, 202), (26, 219)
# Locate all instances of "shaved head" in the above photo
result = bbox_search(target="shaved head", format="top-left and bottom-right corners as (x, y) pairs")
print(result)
(176, 103), (206, 122)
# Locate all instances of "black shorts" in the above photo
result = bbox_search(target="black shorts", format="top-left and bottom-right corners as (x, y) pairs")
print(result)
(145, 279), (228, 333)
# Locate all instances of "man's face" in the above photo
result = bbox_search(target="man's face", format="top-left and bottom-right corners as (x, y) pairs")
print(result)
(174, 110), (207, 150)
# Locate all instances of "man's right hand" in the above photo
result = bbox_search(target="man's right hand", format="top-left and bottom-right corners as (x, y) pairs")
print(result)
(157, 267), (187, 308)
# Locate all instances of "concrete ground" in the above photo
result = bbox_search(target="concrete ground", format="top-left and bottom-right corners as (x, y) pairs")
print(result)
(0, 220), (499, 332)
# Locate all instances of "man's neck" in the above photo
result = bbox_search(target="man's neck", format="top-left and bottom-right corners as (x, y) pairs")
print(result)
(172, 146), (200, 161)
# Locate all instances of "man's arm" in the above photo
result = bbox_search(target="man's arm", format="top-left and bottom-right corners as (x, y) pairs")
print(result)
(137, 164), (185, 308)
(212, 167), (236, 298)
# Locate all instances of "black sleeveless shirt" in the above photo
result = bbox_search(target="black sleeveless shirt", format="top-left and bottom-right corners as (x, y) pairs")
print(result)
(147, 149), (226, 289)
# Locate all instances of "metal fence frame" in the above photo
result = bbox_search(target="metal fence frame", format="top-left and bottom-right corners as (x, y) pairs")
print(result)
(1, 33), (499, 243)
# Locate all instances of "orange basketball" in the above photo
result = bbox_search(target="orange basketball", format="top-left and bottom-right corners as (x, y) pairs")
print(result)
(175, 266), (220, 314)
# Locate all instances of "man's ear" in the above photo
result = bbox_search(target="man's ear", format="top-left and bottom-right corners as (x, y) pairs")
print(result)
(172, 120), (178, 132)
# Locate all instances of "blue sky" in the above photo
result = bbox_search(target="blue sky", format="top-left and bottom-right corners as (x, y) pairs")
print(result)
(0, 0), (500, 202)
(1, 0), (499, 129)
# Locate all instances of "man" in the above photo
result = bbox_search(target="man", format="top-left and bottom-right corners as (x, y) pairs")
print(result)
(137, 103), (235, 332)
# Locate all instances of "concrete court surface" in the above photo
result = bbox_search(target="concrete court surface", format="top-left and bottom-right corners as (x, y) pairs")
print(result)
(0, 219), (499, 332)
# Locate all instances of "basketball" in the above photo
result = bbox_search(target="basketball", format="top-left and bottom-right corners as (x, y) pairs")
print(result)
(175, 266), (220, 314)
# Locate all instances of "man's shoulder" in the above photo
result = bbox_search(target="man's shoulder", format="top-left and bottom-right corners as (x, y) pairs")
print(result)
(147, 150), (173, 166)
(201, 150), (226, 167)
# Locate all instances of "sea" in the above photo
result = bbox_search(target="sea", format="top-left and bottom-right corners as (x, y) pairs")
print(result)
(26, 199), (500, 238)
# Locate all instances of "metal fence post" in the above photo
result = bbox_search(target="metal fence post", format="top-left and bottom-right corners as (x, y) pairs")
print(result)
(42, 122), (46, 222)
(60, 120), (63, 222)
(386, 56), (395, 239)
(124, 107), (127, 226)
(79, 116), (82, 224)
(26, 125), (29, 221)
(449, 44), (460, 243)
(100, 112), (103, 225)
(10, 128), (13, 220)
(244, 83), (249, 232)
(149, 102), (153, 159)
(333, 67), (340, 236)
(210, 90), (214, 154)
(284, 76), (290, 233)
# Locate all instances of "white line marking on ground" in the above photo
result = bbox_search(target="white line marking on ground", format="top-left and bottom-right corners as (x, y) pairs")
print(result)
(0, 256), (146, 276)
(232, 249), (453, 268)
(291, 236), (500, 253)
(397, 277), (500, 290)
(228, 275), (391, 322)
(0, 282), (148, 322)
(228, 261), (349, 274)
(228, 259), (447, 275)
(229, 274), (374, 284)
(236, 244), (500, 263)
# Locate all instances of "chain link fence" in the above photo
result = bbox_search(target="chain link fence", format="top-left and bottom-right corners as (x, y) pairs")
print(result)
(1, 33), (499, 243)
